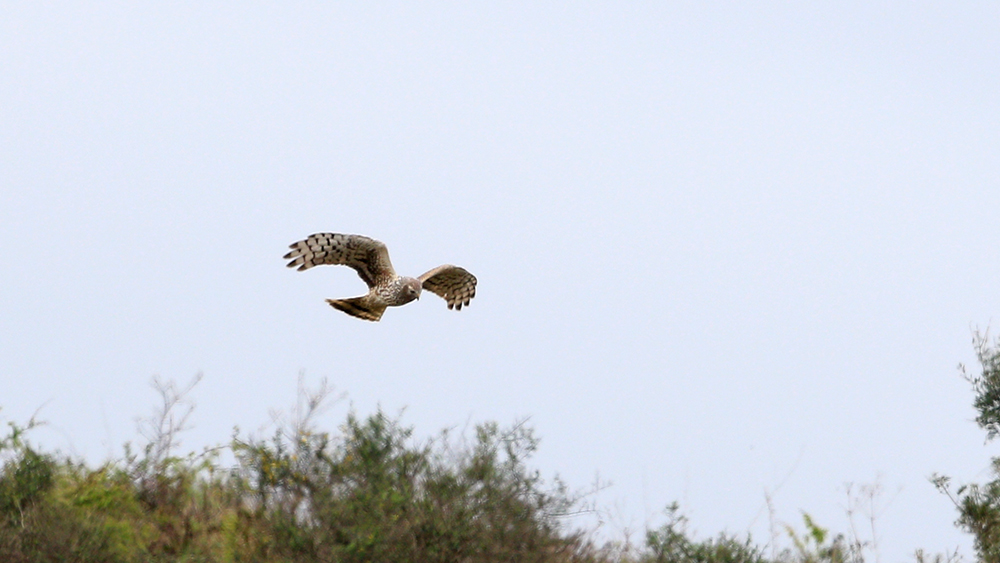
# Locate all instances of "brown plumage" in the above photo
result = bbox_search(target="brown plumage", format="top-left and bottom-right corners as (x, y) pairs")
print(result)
(284, 233), (477, 322)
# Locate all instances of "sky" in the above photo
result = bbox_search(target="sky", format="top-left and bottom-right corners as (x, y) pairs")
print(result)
(2, 2), (999, 560)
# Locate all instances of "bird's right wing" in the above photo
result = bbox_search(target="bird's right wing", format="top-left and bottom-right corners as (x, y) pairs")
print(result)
(284, 233), (395, 288)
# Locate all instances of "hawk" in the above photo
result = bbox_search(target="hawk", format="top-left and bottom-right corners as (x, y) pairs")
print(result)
(283, 233), (477, 322)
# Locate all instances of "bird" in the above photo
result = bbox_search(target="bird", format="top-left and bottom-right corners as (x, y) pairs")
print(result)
(283, 233), (477, 322)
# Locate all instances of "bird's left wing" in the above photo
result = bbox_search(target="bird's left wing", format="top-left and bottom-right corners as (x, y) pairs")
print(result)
(418, 265), (477, 310)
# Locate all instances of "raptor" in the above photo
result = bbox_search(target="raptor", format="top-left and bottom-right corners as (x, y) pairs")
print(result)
(284, 233), (477, 322)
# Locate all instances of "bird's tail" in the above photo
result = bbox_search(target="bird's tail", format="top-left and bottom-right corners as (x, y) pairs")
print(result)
(326, 296), (387, 322)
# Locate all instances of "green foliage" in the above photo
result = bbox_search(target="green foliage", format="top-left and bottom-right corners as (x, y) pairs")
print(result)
(3, 366), (966, 563)
(0, 405), (898, 563)
(0, 392), (597, 562)
(0, 422), (151, 562)
(229, 410), (586, 562)
(0, 447), (53, 527)
(934, 466), (1000, 563)
(782, 513), (860, 563)
(642, 503), (766, 563)
(963, 332), (1000, 442)
(935, 330), (1000, 563)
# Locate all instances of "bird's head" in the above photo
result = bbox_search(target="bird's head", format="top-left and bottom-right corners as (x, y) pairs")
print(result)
(401, 277), (422, 303)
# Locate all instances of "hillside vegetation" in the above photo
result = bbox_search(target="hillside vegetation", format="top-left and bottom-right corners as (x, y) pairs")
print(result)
(3, 334), (999, 562)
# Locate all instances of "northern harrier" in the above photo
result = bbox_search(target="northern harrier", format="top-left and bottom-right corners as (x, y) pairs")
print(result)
(284, 233), (477, 322)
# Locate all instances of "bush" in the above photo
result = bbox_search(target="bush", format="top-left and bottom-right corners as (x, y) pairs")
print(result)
(2, 370), (954, 563)
(934, 331), (1000, 563)
(642, 503), (766, 563)
(0, 386), (597, 562)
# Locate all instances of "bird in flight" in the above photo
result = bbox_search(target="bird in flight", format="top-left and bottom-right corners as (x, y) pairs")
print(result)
(284, 233), (477, 322)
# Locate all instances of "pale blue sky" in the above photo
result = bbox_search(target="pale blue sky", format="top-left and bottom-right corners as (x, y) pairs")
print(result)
(2, 2), (999, 559)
